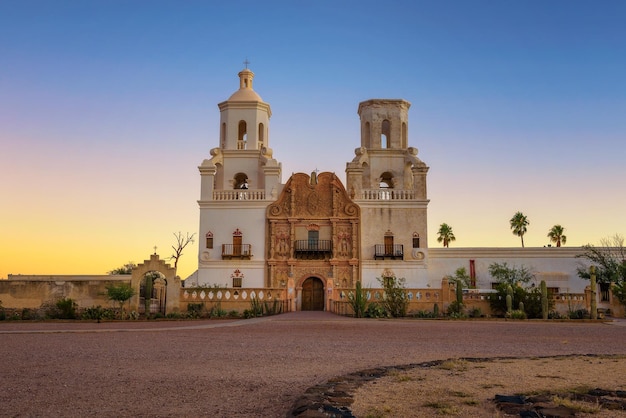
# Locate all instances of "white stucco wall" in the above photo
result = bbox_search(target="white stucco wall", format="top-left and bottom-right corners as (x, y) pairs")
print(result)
(427, 247), (588, 292)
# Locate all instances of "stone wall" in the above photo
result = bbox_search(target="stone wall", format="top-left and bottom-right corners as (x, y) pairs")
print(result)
(0, 275), (130, 310)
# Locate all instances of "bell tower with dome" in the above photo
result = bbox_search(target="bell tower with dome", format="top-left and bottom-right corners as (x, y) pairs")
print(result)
(196, 67), (282, 288)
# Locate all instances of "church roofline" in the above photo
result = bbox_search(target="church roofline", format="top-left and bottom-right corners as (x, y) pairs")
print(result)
(358, 99), (410, 114)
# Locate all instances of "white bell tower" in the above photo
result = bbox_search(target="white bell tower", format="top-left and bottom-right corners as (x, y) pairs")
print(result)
(196, 68), (282, 288)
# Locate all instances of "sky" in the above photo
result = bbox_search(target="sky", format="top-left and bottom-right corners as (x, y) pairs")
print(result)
(1, 0), (625, 281)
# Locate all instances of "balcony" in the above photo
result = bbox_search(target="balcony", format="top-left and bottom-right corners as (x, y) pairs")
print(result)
(374, 244), (404, 260)
(294, 240), (332, 259)
(357, 189), (416, 200)
(222, 244), (252, 260)
(212, 190), (266, 201)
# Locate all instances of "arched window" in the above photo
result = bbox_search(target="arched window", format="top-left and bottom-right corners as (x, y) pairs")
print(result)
(379, 172), (394, 188)
(363, 121), (371, 146)
(258, 123), (264, 148)
(238, 120), (247, 150)
(381, 119), (391, 148)
(234, 173), (249, 189)
(412, 232), (420, 248)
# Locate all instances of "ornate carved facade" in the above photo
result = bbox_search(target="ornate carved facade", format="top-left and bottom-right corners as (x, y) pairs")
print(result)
(266, 172), (360, 288)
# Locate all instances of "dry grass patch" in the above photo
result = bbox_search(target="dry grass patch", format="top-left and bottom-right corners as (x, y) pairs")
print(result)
(351, 355), (626, 417)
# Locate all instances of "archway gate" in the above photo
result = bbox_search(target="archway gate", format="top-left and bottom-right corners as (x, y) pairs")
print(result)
(130, 254), (180, 315)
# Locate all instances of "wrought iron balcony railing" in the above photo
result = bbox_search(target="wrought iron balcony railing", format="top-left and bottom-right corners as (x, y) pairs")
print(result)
(294, 240), (332, 253)
(222, 244), (252, 259)
(374, 244), (404, 260)
(294, 240), (332, 260)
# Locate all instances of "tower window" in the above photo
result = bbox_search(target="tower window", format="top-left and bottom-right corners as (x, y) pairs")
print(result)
(379, 172), (394, 188)
(381, 119), (391, 148)
(258, 123), (265, 148)
(412, 233), (420, 248)
(234, 173), (249, 189)
(238, 120), (247, 149)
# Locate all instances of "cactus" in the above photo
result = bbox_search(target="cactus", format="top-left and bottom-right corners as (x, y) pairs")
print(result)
(456, 279), (463, 305)
(590, 266), (597, 320)
(541, 280), (548, 320)
(506, 285), (513, 314)
(518, 301), (524, 313)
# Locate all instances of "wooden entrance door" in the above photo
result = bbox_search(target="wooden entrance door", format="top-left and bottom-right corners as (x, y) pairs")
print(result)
(302, 277), (324, 311)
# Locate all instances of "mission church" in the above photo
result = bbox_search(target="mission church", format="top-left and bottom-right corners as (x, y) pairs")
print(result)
(190, 67), (588, 311)
(3, 67), (605, 316)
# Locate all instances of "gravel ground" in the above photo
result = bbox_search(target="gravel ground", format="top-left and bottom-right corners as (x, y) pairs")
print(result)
(1, 312), (625, 417)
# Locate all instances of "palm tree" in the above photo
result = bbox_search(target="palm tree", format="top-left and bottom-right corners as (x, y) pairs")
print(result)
(547, 225), (567, 247)
(510, 211), (529, 247)
(437, 223), (456, 248)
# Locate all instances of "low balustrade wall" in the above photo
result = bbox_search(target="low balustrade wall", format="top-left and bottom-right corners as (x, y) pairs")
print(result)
(180, 287), (291, 313)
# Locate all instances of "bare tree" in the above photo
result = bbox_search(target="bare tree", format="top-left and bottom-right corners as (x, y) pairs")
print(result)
(170, 231), (196, 270)
(577, 234), (626, 307)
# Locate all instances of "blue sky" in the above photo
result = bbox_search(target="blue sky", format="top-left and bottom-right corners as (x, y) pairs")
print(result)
(1, 0), (625, 279)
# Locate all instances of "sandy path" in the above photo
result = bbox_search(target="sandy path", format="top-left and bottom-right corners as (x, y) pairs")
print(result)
(1, 313), (625, 417)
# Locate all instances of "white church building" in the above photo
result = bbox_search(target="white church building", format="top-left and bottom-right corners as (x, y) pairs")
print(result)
(191, 67), (591, 310)
(2, 67), (616, 316)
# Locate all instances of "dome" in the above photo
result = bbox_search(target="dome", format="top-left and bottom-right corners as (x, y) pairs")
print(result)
(228, 88), (263, 102)
(227, 68), (264, 102)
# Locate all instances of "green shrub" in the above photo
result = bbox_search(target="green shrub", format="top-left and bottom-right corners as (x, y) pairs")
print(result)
(210, 303), (227, 318)
(365, 303), (387, 318)
(447, 300), (464, 316)
(410, 310), (437, 318)
(83, 305), (106, 321)
(468, 307), (482, 318)
(263, 299), (282, 316)
(378, 276), (409, 317)
(568, 308), (590, 319)
(506, 309), (527, 320)
(247, 297), (263, 318)
(489, 283), (550, 318)
(228, 310), (240, 318)
(187, 303), (204, 318)
(105, 283), (135, 319)
(448, 311), (466, 319)
(548, 310), (564, 319)
(56, 298), (78, 319)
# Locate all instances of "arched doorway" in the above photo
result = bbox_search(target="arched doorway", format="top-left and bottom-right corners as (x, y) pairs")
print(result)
(302, 277), (324, 311)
